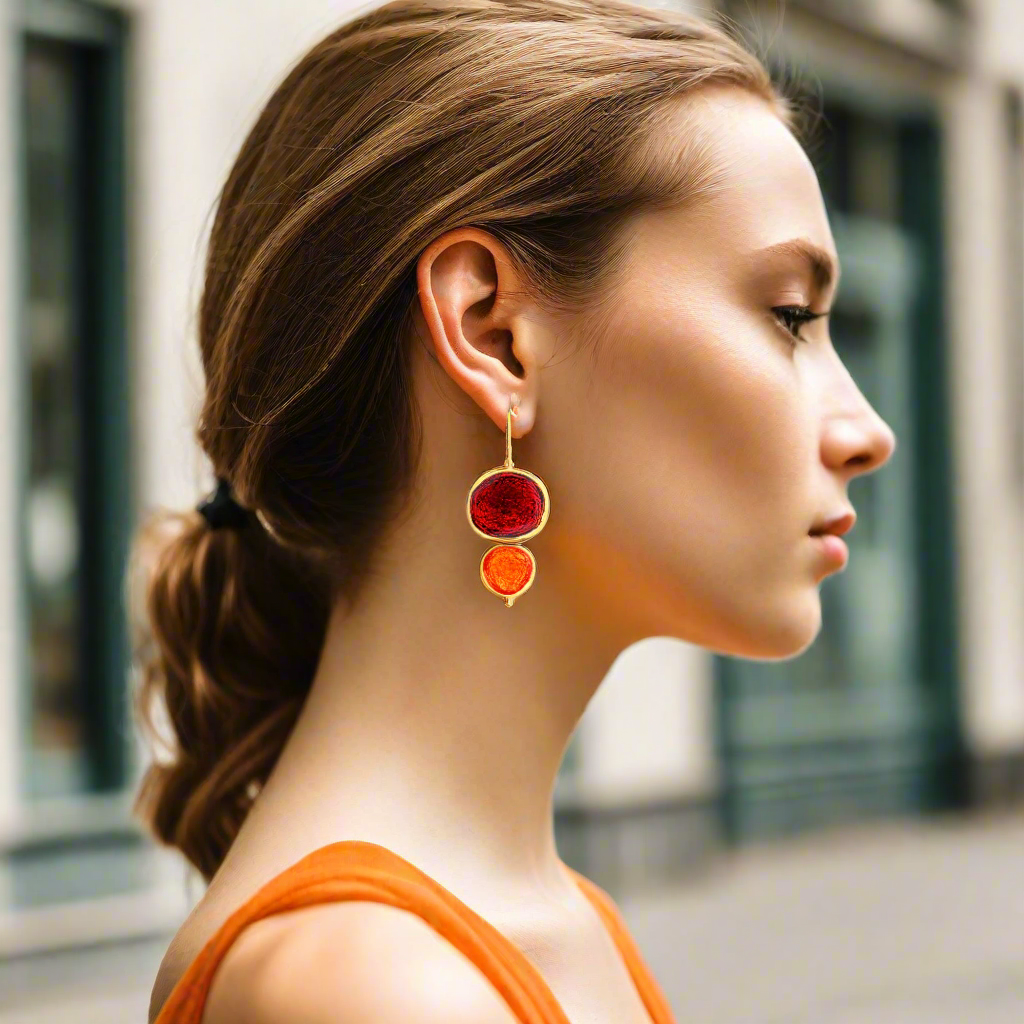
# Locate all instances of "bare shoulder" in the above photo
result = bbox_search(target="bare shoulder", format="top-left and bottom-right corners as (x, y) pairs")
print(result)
(201, 900), (521, 1024)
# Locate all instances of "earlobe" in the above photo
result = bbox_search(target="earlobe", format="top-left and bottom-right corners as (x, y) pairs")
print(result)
(415, 228), (538, 436)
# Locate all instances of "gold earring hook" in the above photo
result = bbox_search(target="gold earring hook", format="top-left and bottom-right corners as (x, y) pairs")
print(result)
(504, 392), (519, 469)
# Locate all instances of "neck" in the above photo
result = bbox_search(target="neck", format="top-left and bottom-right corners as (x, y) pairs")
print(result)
(258, 511), (631, 895)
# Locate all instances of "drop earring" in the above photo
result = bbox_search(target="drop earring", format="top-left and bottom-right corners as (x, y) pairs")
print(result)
(466, 392), (550, 607)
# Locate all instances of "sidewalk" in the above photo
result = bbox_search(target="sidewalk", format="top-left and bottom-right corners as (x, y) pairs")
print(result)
(3, 810), (1022, 1023)
(622, 809), (1024, 1023)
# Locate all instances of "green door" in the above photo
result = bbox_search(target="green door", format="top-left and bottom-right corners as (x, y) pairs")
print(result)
(715, 101), (965, 841)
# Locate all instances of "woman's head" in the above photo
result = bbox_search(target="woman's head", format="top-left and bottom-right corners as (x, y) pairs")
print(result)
(133, 0), (893, 881)
(474, 83), (896, 659)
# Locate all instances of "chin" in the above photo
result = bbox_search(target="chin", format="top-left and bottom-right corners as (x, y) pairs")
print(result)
(750, 596), (822, 661)
(600, 551), (823, 660)
(699, 590), (823, 662)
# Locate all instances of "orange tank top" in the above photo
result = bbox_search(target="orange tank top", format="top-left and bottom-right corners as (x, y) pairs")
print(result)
(153, 840), (677, 1024)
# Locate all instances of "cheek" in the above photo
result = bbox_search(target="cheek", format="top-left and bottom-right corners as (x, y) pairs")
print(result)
(541, 299), (820, 640)
(597, 301), (813, 537)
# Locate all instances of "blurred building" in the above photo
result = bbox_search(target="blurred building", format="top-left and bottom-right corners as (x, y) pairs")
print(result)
(0, 0), (1021, 1017)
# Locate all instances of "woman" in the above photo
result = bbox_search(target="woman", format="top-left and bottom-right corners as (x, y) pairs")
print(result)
(137, 1), (896, 1021)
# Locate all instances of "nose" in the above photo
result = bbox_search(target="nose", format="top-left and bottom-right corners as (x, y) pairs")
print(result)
(820, 397), (897, 478)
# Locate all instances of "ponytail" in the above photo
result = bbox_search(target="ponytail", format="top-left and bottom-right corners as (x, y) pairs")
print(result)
(131, 505), (330, 882)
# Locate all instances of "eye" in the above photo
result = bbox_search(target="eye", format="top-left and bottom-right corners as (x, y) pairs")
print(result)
(772, 304), (826, 343)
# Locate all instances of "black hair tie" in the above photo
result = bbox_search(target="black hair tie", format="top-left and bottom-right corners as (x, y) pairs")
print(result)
(196, 476), (250, 530)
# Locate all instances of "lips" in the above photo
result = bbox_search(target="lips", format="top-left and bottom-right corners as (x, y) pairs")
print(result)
(809, 510), (856, 538)
(811, 532), (849, 567)
(809, 510), (854, 571)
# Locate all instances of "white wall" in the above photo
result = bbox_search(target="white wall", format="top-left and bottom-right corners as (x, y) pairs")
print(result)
(577, 639), (716, 804)
(942, 68), (1024, 754)
(0, 0), (21, 837)
(132, 0), (368, 516)
(978, 0), (1024, 86)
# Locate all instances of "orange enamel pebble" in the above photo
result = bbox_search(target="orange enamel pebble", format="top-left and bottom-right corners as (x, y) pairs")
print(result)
(481, 545), (534, 596)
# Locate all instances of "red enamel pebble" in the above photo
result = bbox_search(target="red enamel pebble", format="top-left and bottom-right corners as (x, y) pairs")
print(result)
(482, 545), (534, 596)
(469, 471), (545, 539)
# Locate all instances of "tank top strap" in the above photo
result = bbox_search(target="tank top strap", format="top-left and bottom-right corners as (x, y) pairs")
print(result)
(154, 840), (675, 1024)
(564, 866), (677, 1024)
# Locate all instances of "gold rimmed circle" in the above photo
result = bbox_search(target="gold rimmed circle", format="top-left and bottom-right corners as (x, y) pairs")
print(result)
(479, 543), (537, 608)
(465, 466), (550, 543)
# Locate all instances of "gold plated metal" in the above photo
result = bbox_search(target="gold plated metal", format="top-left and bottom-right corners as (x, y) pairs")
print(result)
(479, 543), (537, 607)
(464, 466), (550, 544)
(465, 394), (550, 607)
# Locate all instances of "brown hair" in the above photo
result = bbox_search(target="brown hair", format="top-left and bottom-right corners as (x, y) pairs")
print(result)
(131, 0), (791, 882)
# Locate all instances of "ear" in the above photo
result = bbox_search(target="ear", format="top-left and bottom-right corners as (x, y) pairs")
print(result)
(414, 227), (543, 436)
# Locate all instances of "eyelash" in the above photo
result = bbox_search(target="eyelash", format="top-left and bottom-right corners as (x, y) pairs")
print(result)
(771, 304), (827, 343)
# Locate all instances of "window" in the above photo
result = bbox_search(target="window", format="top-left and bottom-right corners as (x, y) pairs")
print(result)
(18, 0), (131, 802)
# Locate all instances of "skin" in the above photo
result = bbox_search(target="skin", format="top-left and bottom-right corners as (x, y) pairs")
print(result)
(153, 85), (896, 1023)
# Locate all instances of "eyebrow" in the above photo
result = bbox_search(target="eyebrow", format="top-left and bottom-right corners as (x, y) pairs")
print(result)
(751, 238), (839, 296)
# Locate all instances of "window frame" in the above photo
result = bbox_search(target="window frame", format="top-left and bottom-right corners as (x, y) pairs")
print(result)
(0, 0), (176, 957)
(15, 0), (131, 803)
